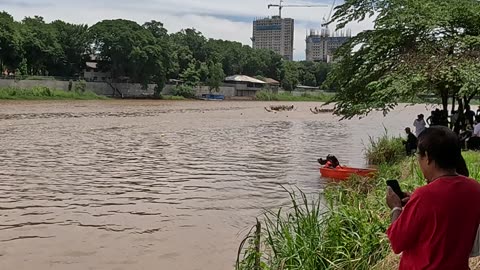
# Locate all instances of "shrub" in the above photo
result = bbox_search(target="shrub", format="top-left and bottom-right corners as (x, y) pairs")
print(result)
(172, 85), (195, 99)
(255, 90), (278, 101)
(0, 86), (105, 100)
(365, 132), (405, 165)
(74, 80), (87, 92)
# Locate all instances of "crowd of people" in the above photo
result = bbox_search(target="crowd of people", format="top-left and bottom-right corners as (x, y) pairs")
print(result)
(404, 106), (480, 154)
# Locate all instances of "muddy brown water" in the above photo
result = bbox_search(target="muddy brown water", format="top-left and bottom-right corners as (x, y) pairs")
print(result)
(0, 100), (432, 270)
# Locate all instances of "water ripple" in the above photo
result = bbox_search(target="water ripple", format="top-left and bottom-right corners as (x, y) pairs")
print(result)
(0, 100), (428, 270)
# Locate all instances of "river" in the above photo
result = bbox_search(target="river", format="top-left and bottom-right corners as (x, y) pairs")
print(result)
(0, 100), (433, 270)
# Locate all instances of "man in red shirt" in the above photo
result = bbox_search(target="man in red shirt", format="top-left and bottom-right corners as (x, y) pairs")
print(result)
(386, 126), (480, 270)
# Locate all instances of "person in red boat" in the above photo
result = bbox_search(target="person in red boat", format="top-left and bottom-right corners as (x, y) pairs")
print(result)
(386, 126), (480, 270)
(318, 155), (341, 168)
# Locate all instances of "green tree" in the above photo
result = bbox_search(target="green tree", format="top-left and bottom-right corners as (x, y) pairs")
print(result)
(143, 20), (168, 39)
(172, 29), (208, 63)
(21, 16), (62, 75)
(326, 0), (480, 119)
(281, 61), (299, 91)
(89, 19), (173, 95)
(303, 72), (317, 87)
(206, 62), (225, 92)
(198, 62), (209, 82)
(89, 19), (149, 79)
(0, 12), (23, 71)
(313, 62), (331, 88)
(50, 20), (89, 76)
(180, 62), (200, 87)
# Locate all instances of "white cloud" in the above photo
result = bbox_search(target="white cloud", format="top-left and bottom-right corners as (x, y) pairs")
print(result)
(2, 0), (374, 60)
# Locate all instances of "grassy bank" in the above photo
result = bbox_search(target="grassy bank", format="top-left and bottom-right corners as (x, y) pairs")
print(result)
(161, 95), (186, 100)
(255, 90), (334, 102)
(236, 135), (480, 270)
(0, 87), (107, 100)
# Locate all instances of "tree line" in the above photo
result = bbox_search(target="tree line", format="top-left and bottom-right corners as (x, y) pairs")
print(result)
(0, 11), (332, 95)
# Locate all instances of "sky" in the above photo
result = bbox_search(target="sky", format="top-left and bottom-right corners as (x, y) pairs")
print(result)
(0, 0), (375, 60)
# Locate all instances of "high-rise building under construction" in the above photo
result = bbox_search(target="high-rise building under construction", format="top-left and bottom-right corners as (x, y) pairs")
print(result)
(306, 29), (351, 62)
(252, 16), (294, 61)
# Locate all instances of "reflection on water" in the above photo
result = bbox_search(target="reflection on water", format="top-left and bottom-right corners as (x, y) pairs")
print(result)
(0, 101), (431, 270)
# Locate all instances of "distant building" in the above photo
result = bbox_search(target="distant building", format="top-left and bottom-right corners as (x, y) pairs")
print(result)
(224, 75), (266, 97)
(252, 16), (294, 61)
(306, 29), (351, 62)
(83, 55), (112, 82)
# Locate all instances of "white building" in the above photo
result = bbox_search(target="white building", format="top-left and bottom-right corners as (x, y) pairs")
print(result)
(306, 29), (351, 62)
(252, 16), (294, 61)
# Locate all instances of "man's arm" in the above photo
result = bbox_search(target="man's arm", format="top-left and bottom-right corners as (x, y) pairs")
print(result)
(391, 209), (402, 223)
(386, 192), (427, 254)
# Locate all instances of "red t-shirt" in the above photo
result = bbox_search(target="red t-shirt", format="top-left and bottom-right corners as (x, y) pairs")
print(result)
(387, 176), (480, 270)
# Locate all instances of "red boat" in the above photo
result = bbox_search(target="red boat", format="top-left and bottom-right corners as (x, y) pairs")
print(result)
(320, 166), (377, 181)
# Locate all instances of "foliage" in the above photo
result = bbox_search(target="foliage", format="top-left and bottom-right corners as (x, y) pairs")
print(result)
(50, 20), (89, 76)
(0, 11), (334, 93)
(281, 61), (300, 91)
(237, 151), (480, 270)
(365, 132), (405, 165)
(171, 85), (195, 99)
(0, 86), (105, 100)
(180, 62), (201, 87)
(303, 72), (317, 87)
(0, 12), (23, 70)
(206, 62), (225, 92)
(20, 16), (63, 76)
(161, 95), (186, 100)
(73, 80), (87, 92)
(326, 0), (480, 119)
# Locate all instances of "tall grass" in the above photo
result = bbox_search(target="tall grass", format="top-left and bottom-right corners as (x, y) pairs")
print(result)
(255, 90), (333, 102)
(365, 132), (405, 165)
(0, 86), (106, 100)
(236, 139), (480, 269)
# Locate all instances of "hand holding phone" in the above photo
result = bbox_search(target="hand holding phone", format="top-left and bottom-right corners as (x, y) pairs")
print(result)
(386, 180), (405, 200)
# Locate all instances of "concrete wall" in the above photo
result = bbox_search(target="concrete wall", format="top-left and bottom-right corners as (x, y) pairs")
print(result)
(195, 86), (236, 97)
(0, 79), (71, 91)
(0, 79), (238, 98)
(162, 84), (236, 97)
(279, 89), (328, 96)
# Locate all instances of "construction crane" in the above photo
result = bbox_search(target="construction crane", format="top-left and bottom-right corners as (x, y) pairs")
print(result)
(268, 0), (328, 18)
(321, 0), (336, 29)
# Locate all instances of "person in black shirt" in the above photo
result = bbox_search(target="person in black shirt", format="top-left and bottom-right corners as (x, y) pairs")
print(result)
(465, 105), (476, 130)
(403, 127), (418, 156)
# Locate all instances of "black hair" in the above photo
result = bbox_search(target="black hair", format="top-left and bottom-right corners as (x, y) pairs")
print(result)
(417, 126), (469, 177)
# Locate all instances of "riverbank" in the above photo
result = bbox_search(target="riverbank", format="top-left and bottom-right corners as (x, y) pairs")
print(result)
(236, 139), (480, 269)
(0, 87), (107, 100)
(255, 90), (334, 102)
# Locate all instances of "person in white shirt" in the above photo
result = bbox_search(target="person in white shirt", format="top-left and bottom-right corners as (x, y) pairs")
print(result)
(474, 116), (480, 137)
(413, 114), (427, 137)
(467, 116), (480, 150)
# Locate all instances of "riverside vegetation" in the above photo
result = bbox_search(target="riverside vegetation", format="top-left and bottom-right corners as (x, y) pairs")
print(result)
(0, 12), (331, 96)
(236, 134), (480, 270)
(255, 90), (334, 102)
(0, 86), (106, 100)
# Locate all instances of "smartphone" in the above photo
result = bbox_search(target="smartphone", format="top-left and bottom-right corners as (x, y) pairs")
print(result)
(386, 180), (405, 199)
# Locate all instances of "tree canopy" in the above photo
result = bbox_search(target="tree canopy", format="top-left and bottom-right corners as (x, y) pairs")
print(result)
(0, 12), (333, 94)
(326, 0), (480, 119)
